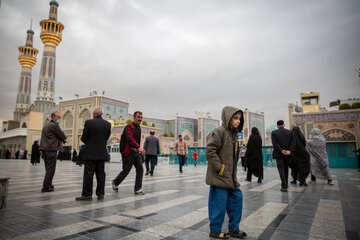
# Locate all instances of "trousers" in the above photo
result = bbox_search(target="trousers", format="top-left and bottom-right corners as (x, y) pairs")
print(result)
(178, 154), (186, 171)
(82, 160), (105, 197)
(208, 186), (243, 233)
(145, 154), (157, 174)
(42, 150), (57, 189)
(276, 157), (289, 189)
(113, 151), (143, 191)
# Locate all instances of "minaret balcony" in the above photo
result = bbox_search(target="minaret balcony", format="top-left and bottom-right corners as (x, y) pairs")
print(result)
(40, 20), (64, 46)
(18, 46), (38, 67)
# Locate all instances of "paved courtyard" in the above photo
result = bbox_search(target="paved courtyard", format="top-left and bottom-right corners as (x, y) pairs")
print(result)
(0, 159), (359, 240)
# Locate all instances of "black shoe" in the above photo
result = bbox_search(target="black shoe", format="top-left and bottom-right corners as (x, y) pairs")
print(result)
(280, 188), (288, 192)
(75, 196), (92, 201)
(150, 172), (153, 176)
(97, 195), (104, 200)
(41, 188), (54, 193)
(300, 183), (308, 187)
(245, 179), (251, 182)
(145, 172), (149, 175)
(257, 178), (262, 183)
(179, 170), (183, 174)
(112, 180), (118, 192)
(290, 180), (297, 184)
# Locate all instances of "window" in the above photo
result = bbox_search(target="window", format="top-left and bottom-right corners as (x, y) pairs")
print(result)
(44, 81), (48, 91)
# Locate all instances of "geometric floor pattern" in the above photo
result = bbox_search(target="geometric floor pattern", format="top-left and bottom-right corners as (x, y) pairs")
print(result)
(0, 160), (359, 240)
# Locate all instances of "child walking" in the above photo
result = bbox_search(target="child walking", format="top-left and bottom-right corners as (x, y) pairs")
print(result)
(206, 106), (247, 239)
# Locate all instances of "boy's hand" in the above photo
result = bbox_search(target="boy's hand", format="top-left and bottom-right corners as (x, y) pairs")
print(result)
(217, 164), (225, 176)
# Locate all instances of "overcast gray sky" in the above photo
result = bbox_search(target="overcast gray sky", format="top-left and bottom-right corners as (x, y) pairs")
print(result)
(1, 0), (359, 128)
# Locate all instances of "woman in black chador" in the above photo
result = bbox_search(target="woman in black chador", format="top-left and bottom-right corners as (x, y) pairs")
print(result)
(245, 127), (263, 183)
(31, 141), (40, 165)
(291, 126), (310, 186)
(72, 149), (78, 164)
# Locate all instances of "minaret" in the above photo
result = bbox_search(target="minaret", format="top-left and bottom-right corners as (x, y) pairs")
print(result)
(14, 27), (39, 121)
(34, 0), (64, 113)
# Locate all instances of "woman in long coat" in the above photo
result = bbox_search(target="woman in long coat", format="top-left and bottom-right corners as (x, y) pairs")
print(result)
(291, 126), (310, 186)
(306, 128), (333, 185)
(245, 127), (263, 183)
(31, 141), (40, 165)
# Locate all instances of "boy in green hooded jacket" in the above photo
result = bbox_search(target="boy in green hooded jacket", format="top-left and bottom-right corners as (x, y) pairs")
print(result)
(206, 106), (247, 239)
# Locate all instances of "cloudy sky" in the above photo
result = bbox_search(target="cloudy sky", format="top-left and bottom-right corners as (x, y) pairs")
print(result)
(0, 0), (359, 128)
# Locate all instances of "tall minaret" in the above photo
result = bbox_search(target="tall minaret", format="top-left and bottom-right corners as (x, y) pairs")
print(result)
(34, 0), (64, 113)
(14, 27), (39, 121)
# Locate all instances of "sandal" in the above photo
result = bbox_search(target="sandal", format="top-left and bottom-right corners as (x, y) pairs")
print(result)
(228, 229), (247, 238)
(209, 232), (230, 239)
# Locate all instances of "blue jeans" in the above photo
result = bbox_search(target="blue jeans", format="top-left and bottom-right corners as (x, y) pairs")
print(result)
(208, 186), (243, 233)
(178, 154), (186, 171)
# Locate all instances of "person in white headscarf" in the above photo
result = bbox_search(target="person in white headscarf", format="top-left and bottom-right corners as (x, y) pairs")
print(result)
(306, 128), (333, 185)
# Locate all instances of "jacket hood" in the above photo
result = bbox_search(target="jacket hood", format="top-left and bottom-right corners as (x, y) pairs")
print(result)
(221, 106), (244, 132)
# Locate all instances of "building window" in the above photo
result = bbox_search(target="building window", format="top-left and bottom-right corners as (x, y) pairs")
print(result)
(44, 81), (48, 91)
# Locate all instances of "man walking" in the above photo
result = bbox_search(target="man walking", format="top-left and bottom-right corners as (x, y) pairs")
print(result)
(271, 120), (296, 192)
(112, 111), (146, 195)
(39, 112), (67, 192)
(174, 135), (187, 173)
(76, 106), (111, 201)
(143, 130), (160, 176)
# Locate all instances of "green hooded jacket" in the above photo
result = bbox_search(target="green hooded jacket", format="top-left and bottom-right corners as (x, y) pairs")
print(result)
(205, 106), (244, 189)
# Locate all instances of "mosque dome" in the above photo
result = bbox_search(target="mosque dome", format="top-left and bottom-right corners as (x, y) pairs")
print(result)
(27, 29), (34, 34)
(49, 0), (59, 6)
(266, 123), (277, 136)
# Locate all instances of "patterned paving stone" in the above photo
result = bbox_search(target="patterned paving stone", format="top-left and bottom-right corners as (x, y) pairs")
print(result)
(0, 160), (359, 239)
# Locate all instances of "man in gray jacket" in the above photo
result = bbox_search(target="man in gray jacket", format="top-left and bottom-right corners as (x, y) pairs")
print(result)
(39, 112), (67, 192)
(143, 130), (160, 176)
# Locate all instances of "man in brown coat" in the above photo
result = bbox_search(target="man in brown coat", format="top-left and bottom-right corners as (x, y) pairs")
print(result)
(39, 112), (67, 192)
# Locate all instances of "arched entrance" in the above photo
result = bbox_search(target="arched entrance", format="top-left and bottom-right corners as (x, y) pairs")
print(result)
(323, 129), (357, 168)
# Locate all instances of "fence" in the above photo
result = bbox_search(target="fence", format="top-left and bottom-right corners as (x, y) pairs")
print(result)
(168, 146), (276, 167)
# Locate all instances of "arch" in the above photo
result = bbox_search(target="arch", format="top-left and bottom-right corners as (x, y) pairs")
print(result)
(63, 111), (73, 129)
(79, 109), (91, 128)
(22, 122), (27, 128)
(322, 128), (356, 142)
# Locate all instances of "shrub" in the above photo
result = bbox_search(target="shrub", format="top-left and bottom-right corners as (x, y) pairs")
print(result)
(114, 122), (119, 125)
(163, 133), (169, 137)
(151, 123), (155, 127)
(142, 121), (148, 126)
(339, 103), (351, 110)
(126, 119), (132, 124)
(351, 102), (360, 109)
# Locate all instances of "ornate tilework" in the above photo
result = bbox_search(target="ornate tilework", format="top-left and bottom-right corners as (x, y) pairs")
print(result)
(323, 129), (356, 142)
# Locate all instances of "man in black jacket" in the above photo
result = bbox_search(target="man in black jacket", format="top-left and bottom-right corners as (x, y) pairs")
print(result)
(76, 106), (111, 201)
(112, 111), (146, 195)
(271, 120), (296, 192)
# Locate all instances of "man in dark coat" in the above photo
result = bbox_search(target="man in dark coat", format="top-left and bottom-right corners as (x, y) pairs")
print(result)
(39, 112), (67, 192)
(271, 120), (296, 192)
(15, 150), (20, 159)
(31, 141), (40, 165)
(112, 111), (146, 195)
(76, 106), (111, 201)
(143, 130), (160, 176)
(245, 127), (263, 183)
